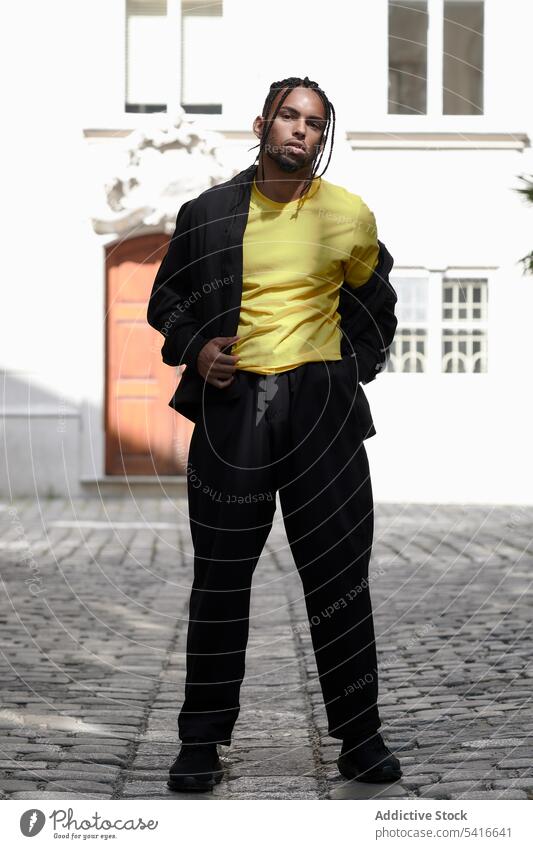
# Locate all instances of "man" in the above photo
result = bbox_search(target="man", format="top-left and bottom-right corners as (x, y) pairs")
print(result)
(147, 76), (400, 793)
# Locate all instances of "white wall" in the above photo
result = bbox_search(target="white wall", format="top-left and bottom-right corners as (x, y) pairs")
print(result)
(1, 1), (102, 496)
(1, 0), (532, 502)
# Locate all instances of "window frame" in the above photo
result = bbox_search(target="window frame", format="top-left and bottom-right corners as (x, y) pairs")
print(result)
(440, 273), (489, 373)
(124, 0), (224, 119)
(388, 0), (485, 119)
(387, 270), (431, 373)
(387, 268), (490, 375)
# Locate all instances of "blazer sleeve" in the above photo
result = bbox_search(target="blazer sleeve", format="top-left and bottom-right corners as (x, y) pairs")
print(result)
(339, 240), (398, 384)
(146, 199), (211, 371)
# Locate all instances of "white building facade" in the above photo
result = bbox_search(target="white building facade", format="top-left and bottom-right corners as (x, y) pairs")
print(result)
(2, 0), (532, 503)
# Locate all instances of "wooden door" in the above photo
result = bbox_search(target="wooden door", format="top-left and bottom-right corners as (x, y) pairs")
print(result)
(105, 233), (193, 475)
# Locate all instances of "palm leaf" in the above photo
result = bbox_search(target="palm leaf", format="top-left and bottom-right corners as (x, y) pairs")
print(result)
(514, 174), (533, 275)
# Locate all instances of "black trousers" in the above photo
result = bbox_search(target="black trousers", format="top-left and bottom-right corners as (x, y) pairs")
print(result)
(178, 356), (381, 746)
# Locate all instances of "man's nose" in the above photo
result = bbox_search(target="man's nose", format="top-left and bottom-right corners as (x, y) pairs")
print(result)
(293, 118), (306, 138)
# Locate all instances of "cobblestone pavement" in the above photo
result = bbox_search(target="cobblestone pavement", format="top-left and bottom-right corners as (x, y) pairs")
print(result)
(0, 497), (532, 801)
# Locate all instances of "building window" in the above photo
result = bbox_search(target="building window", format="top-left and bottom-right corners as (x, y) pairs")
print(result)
(441, 277), (488, 372)
(388, 0), (484, 116)
(388, 1), (428, 115)
(387, 276), (429, 372)
(443, 0), (484, 115)
(388, 273), (488, 374)
(181, 0), (223, 114)
(125, 0), (223, 115)
(126, 0), (168, 114)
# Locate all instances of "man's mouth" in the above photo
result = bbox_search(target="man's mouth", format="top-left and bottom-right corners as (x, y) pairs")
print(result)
(284, 142), (306, 155)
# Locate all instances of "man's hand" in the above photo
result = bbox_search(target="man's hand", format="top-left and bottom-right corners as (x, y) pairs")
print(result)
(196, 336), (241, 388)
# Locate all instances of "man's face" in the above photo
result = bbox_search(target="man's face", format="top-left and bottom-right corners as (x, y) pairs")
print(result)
(254, 86), (327, 173)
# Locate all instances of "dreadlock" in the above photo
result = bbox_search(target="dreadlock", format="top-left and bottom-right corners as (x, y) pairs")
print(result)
(250, 75), (336, 207)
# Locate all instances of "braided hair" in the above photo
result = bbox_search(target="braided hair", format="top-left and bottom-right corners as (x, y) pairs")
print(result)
(250, 75), (336, 205)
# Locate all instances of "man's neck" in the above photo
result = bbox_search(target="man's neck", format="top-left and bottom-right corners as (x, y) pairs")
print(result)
(253, 157), (315, 204)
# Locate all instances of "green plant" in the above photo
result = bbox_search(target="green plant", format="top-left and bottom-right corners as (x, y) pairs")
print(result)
(515, 173), (533, 275)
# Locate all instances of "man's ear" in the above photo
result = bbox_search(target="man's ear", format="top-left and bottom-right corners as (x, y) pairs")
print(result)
(252, 115), (264, 140)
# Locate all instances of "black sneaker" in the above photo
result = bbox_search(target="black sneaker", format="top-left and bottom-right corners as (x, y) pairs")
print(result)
(337, 731), (402, 783)
(167, 742), (224, 793)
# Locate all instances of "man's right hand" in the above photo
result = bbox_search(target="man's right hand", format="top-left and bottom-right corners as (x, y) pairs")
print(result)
(196, 336), (241, 388)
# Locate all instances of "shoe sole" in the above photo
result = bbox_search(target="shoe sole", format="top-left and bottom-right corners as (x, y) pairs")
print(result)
(337, 760), (402, 784)
(167, 771), (224, 793)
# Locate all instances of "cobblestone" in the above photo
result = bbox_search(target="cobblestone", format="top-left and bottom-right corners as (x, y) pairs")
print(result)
(0, 498), (532, 800)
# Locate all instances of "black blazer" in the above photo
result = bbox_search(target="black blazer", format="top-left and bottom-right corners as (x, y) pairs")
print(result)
(147, 162), (398, 437)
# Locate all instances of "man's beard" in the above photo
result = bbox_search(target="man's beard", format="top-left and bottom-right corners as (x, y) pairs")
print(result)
(265, 145), (314, 173)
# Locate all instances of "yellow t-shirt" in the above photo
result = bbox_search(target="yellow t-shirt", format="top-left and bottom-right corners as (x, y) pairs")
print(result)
(231, 176), (379, 374)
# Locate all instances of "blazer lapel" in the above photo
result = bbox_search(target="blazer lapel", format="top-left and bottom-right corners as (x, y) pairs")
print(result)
(221, 164), (257, 339)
